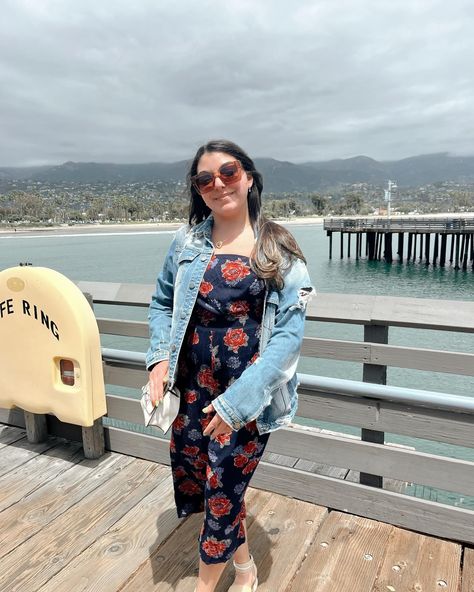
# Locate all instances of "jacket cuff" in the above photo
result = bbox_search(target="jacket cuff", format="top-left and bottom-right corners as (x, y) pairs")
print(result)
(212, 396), (245, 431)
(145, 350), (169, 371)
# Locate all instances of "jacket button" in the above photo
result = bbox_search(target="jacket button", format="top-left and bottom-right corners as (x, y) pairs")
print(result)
(201, 255), (207, 261)
(170, 344), (176, 352)
(189, 282), (195, 290)
(180, 311), (186, 319)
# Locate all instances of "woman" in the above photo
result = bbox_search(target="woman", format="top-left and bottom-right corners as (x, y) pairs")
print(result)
(146, 140), (314, 592)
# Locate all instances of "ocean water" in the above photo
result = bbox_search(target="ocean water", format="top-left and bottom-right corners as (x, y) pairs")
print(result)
(1, 223), (473, 507)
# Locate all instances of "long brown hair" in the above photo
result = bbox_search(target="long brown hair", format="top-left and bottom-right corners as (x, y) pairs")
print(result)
(187, 140), (305, 290)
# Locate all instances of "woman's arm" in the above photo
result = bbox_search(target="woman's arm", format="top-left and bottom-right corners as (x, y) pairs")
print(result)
(146, 228), (185, 371)
(210, 258), (315, 431)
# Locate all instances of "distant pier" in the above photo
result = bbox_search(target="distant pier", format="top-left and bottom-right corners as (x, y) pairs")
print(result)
(324, 216), (474, 270)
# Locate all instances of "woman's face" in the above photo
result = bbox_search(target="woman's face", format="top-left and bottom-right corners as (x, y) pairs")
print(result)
(196, 151), (253, 220)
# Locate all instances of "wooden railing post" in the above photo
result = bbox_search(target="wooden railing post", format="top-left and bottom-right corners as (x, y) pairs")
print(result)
(360, 324), (388, 488)
(81, 292), (105, 459)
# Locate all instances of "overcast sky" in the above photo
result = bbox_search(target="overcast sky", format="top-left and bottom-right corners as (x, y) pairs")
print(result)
(1, 0), (473, 166)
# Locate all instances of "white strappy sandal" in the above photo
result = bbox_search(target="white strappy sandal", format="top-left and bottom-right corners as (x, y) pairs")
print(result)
(228, 554), (258, 592)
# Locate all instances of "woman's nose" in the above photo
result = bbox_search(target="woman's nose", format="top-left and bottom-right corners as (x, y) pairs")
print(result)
(214, 176), (226, 189)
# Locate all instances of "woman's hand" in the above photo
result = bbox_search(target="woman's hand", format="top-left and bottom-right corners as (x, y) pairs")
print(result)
(202, 403), (233, 439)
(149, 360), (170, 406)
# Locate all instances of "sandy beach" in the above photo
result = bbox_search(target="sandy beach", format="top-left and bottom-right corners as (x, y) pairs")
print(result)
(0, 216), (325, 237)
(1, 212), (473, 237)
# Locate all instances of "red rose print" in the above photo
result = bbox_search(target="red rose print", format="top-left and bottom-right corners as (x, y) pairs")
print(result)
(197, 366), (219, 394)
(178, 479), (202, 495)
(234, 453), (249, 468)
(243, 441), (258, 455)
(169, 433), (176, 453)
(221, 259), (251, 284)
(202, 536), (230, 558)
(173, 414), (187, 433)
(173, 466), (187, 479)
(193, 458), (207, 469)
(185, 390), (198, 404)
(228, 300), (250, 317)
(192, 331), (200, 345)
(208, 493), (233, 517)
(199, 281), (214, 297)
(214, 432), (231, 447)
(199, 309), (215, 325)
(207, 469), (222, 489)
(242, 458), (259, 475)
(192, 470), (207, 481)
(223, 328), (249, 353)
(182, 445), (200, 457)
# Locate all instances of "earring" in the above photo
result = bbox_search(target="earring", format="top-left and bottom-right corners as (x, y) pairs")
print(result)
(248, 187), (252, 194)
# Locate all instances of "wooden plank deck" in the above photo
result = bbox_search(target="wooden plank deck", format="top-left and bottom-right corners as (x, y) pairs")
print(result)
(0, 425), (471, 592)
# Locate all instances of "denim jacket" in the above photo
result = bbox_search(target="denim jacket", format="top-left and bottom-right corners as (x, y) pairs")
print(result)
(146, 216), (315, 435)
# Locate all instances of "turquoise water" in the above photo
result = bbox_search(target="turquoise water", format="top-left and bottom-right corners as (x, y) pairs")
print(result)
(1, 224), (473, 507)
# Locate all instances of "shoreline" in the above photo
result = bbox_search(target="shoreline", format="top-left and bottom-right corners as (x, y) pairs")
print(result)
(0, 212), (473, 237)
(0, 217), (325, 237)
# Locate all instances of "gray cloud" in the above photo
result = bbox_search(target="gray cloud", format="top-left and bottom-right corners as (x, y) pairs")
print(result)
(1, 0), (473, 166)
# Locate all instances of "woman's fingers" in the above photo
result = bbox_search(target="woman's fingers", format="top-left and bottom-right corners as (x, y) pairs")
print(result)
(203, 408), (232, 438)
(149, 361), (169, 406)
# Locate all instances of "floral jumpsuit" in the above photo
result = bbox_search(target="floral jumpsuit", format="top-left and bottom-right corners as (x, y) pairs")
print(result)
(171, 253), (270, 564)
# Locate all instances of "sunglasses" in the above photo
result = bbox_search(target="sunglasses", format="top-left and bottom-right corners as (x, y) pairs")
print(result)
(191, 160), (245, 194)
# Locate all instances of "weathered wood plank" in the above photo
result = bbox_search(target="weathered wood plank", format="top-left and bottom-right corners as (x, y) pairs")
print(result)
(104, 364), (147, 388)
(251, 461), (474, 545)
(375, 526), (461, 591)
(462, 547), (474, 592)
(76, 281), (153, 306)
(38, 467), (175, 592)
(119, 488), (270, 592)
(268, 425), (474, 496)
(0, 424), (26, 447)
(371, 295), (474, 332)
(0, 440), (83, 512)
(301, 337), (474, 376)
(215, 492), (327, 592)
(297, 390), (474, 448)
(287, 511), (393, 591)
(0, 436), (63, 478)
(79, 280), (474, 332)
(0, 458), (165, 590)
(97, 317), (148, 337)
(0, 453), (132, 558)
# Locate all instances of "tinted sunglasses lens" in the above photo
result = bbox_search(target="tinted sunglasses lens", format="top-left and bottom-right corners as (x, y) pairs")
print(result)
(194, 173), (213, 192)
(219, 162), (240, 181)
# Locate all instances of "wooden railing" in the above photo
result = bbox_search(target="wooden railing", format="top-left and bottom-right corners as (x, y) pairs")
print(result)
(2, 283), (474, 544)
(324, 216), (474, 233)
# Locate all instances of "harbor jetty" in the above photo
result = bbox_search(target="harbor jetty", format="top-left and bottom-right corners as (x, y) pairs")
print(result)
(324, 215), (474, 269)
(1, 281), (473, 590)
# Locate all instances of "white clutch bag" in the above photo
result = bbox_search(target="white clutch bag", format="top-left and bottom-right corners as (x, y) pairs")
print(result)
(140, 381), (180, 434)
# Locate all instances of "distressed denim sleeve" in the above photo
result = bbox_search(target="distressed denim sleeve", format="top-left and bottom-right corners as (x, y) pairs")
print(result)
(212, 258), (315, 430)
(145, 228), (183, 370)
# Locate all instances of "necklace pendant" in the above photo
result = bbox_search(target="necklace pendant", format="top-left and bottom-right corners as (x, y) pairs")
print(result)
(215, 240), (223, 249)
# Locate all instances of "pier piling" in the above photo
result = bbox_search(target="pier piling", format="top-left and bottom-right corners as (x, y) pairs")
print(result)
(324, 216), (474, 270)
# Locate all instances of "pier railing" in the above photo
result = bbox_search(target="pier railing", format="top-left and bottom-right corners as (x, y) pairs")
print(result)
(1, 283), (474, 545)
(324, 216), (474, 233)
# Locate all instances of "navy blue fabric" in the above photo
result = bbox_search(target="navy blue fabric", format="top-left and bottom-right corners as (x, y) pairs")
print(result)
(170, 254), (270, 563)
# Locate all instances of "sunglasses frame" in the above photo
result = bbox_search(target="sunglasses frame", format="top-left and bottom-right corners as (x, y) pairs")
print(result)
(191, 160), (245, 195)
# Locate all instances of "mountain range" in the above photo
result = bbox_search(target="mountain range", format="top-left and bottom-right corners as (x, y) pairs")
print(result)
(1, 153), (473, 192)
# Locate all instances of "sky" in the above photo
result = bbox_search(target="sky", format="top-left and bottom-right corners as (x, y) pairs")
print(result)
(1, 0), (473, 166)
